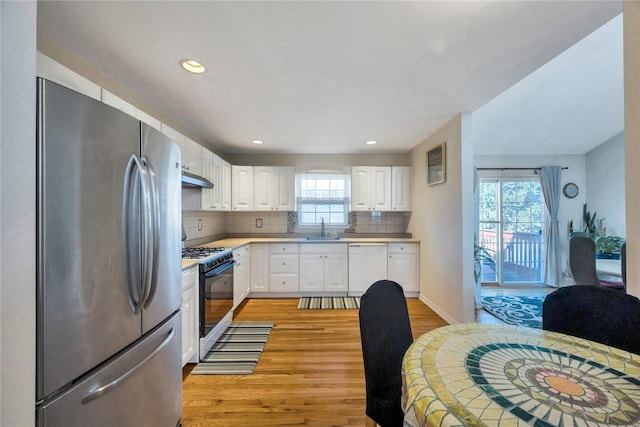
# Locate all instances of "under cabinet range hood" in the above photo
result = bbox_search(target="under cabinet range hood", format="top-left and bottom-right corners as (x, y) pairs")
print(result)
(181, 170), (213, 189)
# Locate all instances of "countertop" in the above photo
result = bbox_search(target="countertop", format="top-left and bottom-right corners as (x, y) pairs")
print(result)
(181, 236), (419, 270)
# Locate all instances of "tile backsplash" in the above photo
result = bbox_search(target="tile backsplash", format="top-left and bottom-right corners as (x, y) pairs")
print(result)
(183, 210), (410, 243)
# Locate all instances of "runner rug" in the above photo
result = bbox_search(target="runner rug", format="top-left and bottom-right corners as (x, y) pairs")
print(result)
(480, 295), (545, 329)
(297, 296), (361, 310)
(191, 321), (273, 375)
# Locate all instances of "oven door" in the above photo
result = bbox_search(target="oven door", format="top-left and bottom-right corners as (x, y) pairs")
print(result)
(200, 260), (235, 339)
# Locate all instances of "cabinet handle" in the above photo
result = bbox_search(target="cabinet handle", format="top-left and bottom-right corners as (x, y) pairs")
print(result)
(282, 262), (286, 266)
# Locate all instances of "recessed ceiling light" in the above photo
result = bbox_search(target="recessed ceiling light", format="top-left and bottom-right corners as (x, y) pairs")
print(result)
(252, 140), (264, 145)
(366, 140), (377, 145)
(179, 58), (206, 74)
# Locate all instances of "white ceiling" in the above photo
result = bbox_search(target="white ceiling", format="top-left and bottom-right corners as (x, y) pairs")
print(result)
(37, 1), (623, 155)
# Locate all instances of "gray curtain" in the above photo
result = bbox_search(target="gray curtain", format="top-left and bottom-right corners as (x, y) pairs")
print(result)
(538, 166), (562, 286)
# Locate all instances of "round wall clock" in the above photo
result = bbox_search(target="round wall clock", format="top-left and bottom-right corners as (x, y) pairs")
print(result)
(563, 182), (579, 199)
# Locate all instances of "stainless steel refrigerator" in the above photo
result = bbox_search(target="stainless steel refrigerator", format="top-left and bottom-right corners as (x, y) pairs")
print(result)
(36, 78), (182, 426)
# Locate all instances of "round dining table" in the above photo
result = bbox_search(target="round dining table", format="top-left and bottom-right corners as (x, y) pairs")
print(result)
(402, 323), (640, 427)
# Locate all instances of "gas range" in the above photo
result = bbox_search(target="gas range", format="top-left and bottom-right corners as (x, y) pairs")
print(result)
(181, 246), (226, 260)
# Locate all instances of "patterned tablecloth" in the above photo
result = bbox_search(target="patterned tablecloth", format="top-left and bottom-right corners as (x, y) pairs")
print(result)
(402, 323), (640, 427)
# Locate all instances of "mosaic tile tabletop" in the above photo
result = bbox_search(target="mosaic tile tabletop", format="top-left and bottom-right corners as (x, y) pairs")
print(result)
(402, 323), (640, 427)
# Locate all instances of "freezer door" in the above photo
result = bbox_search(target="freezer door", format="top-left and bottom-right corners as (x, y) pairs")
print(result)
(37, 79), (142, 400)
(140, 123), (182, 333)
(36, 312), (182, 427)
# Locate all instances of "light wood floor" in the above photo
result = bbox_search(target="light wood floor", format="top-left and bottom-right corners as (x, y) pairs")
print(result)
(181, 298), (448, 426)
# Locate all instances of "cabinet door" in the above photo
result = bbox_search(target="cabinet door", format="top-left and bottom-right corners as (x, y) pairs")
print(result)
(200, 149), (215, 210)
(181, 286), (197, 366)
(269, 274), (299, 292)
(183, 137), (202, 176)
(299, 254), (324, 292)
(388, 253), (418, 292)
(371, 166), (392, 211)
(270, 254), (299, 273)
(351, 166), (372, 211)
(274, 166), (295, 211)
(211, 154), (223, 210)
(220, 160), (232, 211)
(324, 253), (348, 292)
(392, 166), (412, 211)
(233, 258), (247, 307)
(254, 166), (274, 211)
(232, 165), (254, 211)
(250, 244), (270, 292)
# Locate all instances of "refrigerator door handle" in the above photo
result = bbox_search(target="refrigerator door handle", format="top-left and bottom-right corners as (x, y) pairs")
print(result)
(138, 158), (154, 309)
(80, 326), (175, 405)
(122, 154), (144, 313)
(141, 157), (160, 309)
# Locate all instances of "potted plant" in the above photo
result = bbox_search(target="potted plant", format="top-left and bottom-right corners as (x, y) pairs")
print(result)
(569, 203), (599, 240)
(595, 236), (625, 259)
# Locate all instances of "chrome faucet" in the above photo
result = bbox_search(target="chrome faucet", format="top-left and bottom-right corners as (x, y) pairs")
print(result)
(320, 218), (326, 237)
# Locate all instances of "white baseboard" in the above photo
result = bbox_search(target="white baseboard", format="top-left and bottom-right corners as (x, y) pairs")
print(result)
(418, 294), (457, 324)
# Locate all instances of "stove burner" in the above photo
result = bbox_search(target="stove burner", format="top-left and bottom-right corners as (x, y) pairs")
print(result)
(181, 247), (225, 259)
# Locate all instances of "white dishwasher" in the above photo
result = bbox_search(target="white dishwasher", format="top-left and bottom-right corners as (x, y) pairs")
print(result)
(348, 243), (388, 296)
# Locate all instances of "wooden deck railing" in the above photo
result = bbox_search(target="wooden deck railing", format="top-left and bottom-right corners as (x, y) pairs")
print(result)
(479, 229), (544, 282)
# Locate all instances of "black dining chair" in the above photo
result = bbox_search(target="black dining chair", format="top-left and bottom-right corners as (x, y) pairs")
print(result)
(569, 236), (625, 291)
(542, 285), (640, 354)
(359, 280), (413, 427)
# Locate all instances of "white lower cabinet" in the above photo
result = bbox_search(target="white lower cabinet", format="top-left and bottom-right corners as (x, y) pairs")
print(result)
(248, 241), (417, 297)
(387, 243), (419, 293)
(299, 244), (348, 293)
(181, 267), (199, 366)
(233, 245), (250, 307)
(269, 244), (299, 292)
(250, 243), (270, 292)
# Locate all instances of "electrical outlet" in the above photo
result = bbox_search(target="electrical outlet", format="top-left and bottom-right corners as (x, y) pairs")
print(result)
(197, 219), (202, 231)
(256, 218), (263, 228)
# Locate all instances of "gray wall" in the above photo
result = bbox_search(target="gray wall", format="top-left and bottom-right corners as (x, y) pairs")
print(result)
(586, 132), (625, 237)
(1, 1), (37, 425)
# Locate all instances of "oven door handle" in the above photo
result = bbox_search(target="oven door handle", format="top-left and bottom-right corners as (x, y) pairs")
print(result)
(204, 260), (236, 278)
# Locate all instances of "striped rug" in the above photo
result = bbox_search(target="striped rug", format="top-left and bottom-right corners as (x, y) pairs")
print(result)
(297, 296), (361, 310)
(191, 321), (273, 375)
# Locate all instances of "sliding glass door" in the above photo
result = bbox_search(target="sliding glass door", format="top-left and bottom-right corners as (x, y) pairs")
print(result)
(478, 176), (547, 285)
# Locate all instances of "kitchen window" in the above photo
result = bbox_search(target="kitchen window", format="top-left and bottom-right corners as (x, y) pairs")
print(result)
(296, 172), (350, 225)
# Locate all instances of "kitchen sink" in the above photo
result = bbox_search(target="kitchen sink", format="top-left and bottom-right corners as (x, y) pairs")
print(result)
(304, 236), (342, 240)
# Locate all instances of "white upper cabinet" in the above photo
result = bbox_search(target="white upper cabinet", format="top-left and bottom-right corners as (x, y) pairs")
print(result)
(232, 165), (254, 211)
(182, 137), (202, 176)
(220, 160), (232, 211)
(37, 52), (101, 101)
(392, 166), (412, 211)
(254, 166), (295, 211)
(254, 166), (275, 211)
(160, 127), (204, 177)
(274, 167), (295, 211)
(371, 166), (392, 211)
(351, 166), (391, 211)
(201, 151), (231, 211)
(200, 148), (216, 210)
